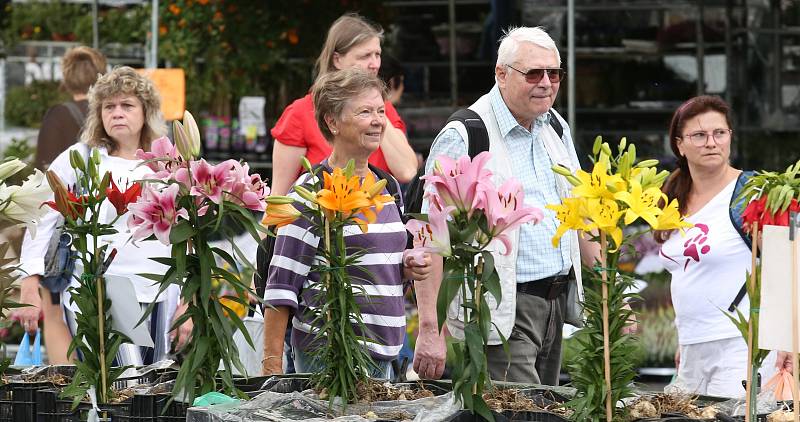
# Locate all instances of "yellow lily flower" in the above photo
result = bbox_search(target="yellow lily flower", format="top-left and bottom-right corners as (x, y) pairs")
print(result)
(585, 198), (624, 251)
(572, 161), (624, 200)
(655, 198), (694, 232)
(316, 167), (371, 216)
(546, 197), (591, 247)
(614, 180), (666, 228)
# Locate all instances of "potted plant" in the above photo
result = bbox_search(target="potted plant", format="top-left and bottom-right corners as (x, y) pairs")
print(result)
(404, 151), (543, 420)
(127, 111), (268, 402)
(548, 137), (692, 421)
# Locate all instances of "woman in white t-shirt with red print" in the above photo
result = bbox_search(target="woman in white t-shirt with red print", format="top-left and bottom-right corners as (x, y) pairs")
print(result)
(656, 96), (783, 398)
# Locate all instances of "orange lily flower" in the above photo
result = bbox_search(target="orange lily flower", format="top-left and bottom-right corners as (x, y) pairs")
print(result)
(261, 202), (301, 229)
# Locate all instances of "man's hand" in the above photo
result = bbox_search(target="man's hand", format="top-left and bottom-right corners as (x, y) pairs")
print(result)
(413, 323), (447, 379)
(170, 303), (194, 352)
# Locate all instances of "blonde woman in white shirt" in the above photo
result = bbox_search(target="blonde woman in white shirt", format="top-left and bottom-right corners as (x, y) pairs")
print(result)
(16, 67), (186, 365)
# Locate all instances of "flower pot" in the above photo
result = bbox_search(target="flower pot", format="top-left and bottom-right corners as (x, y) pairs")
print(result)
(35, 388), (130, 421)
(0, 365), (75, 422)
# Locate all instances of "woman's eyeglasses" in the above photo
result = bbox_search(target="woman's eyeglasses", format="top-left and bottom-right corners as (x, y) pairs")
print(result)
(506, 65), (565, 84)
(681, 128), (733, 146)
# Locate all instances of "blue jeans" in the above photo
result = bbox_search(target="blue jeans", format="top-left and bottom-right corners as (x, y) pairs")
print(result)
(292, 346), (392, 379)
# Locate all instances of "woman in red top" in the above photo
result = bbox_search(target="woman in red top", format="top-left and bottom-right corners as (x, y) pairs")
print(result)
(270, 13), (418, 195)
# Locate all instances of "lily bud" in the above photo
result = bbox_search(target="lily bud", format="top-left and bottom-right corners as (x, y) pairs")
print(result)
(183, 111), (202, 158)
(98, 172), (111, 197)
(91, 147), (100, 165)
(592, 136), (603, 156)
(45, 170), (71, 217)
(301, 157), (313, 173)
(366, 178), (388, 197)
(70, 149), (86, 173)
(636, 159), (660, 168)
(173, 120), (192, 160)
(0, 159), (27, 183)
(293, 185), (318, 203)
(265, 195), (296, 205)
(552, 165), (574, 178)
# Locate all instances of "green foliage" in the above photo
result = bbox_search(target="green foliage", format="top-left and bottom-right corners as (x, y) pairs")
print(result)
(737, 159), (800, 213)
(2, 0), (88, 45)
(139, 183), (264, 403)
(74, 5), (150, 45)
(56, 149), (131, 405)
(4, 81), (69, 129)
(308, 222), (376, 408)
(157, 0), (387, 117)
(564, 261), (640, 422)
(636, 306), (677, 367)
(435, 219), (503, 421)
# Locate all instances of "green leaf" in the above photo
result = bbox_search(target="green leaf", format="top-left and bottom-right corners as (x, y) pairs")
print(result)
(169, 220), (195, 244)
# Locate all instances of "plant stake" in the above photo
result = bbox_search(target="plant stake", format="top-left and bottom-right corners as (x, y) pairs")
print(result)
(745, 223), (759, 422)
(792, 212), (799, 422)
(599, 232), (612, 421)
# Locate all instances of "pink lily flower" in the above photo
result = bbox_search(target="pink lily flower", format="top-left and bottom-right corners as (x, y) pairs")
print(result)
(226, 172), (269, 212)
(187, 159), (237, 204)
(421, 151), (493, 217)
(127, 183), (189, 245)
(479, 179), (543, 255)
(405, 204), (454, 258)
(136, 137), (183, 179)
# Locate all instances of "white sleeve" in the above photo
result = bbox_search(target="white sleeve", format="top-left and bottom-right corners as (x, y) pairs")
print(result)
(18, 146), (80, 277)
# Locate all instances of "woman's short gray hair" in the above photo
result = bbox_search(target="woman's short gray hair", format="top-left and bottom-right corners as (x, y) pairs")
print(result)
(81, 66), (166, 153)
(312, 68), (387, 142)
(496, 26), (561, 68)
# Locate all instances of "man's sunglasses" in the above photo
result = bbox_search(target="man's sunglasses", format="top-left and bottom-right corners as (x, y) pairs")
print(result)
(506, 65), (565, 84)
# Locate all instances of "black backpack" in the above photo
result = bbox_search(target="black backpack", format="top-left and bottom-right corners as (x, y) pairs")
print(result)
(253, 164), (400, 313)
(402, 108), (564, 215)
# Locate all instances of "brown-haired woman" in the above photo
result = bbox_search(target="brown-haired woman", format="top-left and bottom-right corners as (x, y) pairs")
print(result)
(34, 46), (107, 170)
(269, 13), (418, 197)
(657, 95), (778, 397)
(16, 67), (184, 365)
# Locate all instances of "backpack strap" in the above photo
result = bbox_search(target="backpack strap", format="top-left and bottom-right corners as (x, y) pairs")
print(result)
(727, 170), (756, 312)
(447, 109), (489, 159)
(547, 109), (564, 139)
(63, 102), (86, 128)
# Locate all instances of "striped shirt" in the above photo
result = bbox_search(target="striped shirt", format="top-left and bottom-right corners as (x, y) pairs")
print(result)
(423, 84), (575, 282)
(264, 163), (407, 361)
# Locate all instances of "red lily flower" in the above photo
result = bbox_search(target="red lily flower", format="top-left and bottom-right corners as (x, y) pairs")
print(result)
(106, 179), (142, 215)
(742, 196), (766, 233)
(44, 171), (88, 221)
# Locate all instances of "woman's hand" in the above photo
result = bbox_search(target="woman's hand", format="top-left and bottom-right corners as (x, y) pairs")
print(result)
(403, 251), (432, 281)
(169, 302), (194, 352)
(12, 276), (43, 334)
(776, 351), (793, 373)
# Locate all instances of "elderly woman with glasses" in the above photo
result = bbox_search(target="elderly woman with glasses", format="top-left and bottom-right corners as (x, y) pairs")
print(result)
(655, 95), (781, 397)
(261, 68), (430, 378)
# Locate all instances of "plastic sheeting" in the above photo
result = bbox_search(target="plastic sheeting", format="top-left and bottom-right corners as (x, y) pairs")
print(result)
(186, 387), (461, 422)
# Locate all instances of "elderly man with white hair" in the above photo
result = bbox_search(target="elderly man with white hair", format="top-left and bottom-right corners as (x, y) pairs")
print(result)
(413, 26), (600, 385)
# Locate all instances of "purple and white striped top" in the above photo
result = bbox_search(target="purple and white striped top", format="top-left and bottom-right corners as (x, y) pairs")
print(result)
(264, 165), (407, 361)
